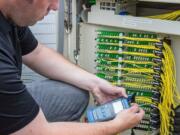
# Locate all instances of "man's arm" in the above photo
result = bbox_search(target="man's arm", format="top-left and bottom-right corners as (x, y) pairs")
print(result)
(12, 105), (144, 135)
(22, 43), (127, 104)
(12, 109), (118, 135)
(22, 43), (97, 92)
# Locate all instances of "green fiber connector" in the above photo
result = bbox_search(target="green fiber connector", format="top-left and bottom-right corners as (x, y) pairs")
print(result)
(141, 107), (151, 112)
(123, 84), (155, 91)
(96, 52), (155, 61)
(125, 40), (157, 45)
(96, 72), (122, 81)
(124, 47), (157, 54)
(123, 77), (154, 84)
(96, 37), (121, 43)
(143, 113), (151, 119)
(123, 55), (154, 61)
(123, 63), (154, 68)
(127, 90), (153, 97)
(128, 32), (157, 39)
(96, 44), (122, 50)
(140, 120), (151, 125)
(97, 44), (160, 55)
(96, 59), (118, 65)
(96, 59), (154, 68)
(136, 123), (151, 130)
(97, 63), (153, 69)
(96, 30), (124, 37)
(96, 66), (119, 73)
(95, 61), (116, 68)
(96, 52), (122, 59)
(125, 73), (153, 79)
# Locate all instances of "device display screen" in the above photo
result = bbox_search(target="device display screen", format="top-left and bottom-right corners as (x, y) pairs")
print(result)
(112, 100), (124, 114)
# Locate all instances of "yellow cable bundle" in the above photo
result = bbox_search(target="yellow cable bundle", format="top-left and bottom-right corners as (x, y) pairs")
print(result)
(158, 104), (171, 135)
(158, 41), (180, 135)
(147, 10), (180, 20)
(163, 42), (180, 106)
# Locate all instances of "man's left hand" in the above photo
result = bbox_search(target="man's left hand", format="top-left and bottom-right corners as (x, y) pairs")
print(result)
(91, 78), (127, 104)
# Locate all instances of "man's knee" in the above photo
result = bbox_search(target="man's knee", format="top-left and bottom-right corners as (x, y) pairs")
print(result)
(28, 79), (90, 121)
(70, 89), (89, 121)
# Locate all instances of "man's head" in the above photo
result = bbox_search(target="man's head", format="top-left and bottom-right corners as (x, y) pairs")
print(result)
(0, 0), (59, 26)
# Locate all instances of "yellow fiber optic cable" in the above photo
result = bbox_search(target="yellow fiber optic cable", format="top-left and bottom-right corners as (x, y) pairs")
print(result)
(163, 42), (180, 106)
(164, 43), (180, 100)
(99, 65), (155, 74)
(123, 44), (160, 50)
(97, 42), (160, 49)
(147, 10), (180, 20)
(98, 36), (161, 42)
(99, 61), (157, 78)
(103, 58), (157, 65)
(158, 41), (180, 135)
(120, 37), (160, 42)
(97, 50), (159, 58)
(111, 81), (156, 90)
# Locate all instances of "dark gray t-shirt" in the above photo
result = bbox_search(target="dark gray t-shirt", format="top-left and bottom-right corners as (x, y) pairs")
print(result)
(0, 12), (39, 135)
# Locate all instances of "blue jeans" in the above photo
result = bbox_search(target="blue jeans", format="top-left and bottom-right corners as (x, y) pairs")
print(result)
(27, 79), (89, 122)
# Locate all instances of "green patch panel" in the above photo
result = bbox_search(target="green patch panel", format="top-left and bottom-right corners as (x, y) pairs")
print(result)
(95, 30), (164, 132)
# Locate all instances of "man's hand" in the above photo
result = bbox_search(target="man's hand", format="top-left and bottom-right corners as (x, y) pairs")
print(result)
(111, 104), (145, 132)
(91, 78), (127, 104)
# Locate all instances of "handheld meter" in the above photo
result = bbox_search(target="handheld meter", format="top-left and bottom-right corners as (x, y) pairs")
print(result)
(86, 97), (131, 123)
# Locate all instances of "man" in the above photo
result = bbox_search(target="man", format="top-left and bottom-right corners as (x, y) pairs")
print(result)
(0, 0), (144, 135)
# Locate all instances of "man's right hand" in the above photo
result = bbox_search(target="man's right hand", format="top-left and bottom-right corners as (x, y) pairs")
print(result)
(111, 104), (145, 132)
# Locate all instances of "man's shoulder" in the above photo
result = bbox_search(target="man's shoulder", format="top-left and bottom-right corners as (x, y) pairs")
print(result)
(0, 31), (14, 57)
(0, 32), (8, 46)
